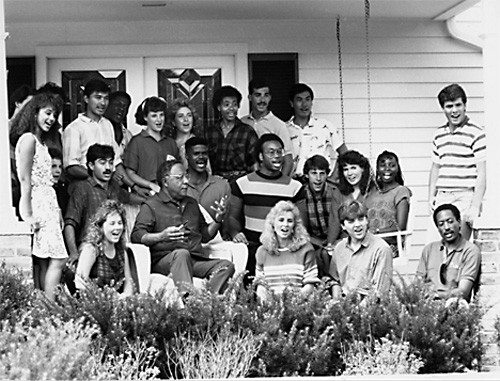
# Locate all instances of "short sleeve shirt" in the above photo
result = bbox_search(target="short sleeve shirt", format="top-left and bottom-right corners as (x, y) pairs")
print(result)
(241, 111), (293, 155)
(63, 114), (121, 169)
(365, 185), (412, 234)
(286, 115), (344, 175)
(123, 130), (179, 182)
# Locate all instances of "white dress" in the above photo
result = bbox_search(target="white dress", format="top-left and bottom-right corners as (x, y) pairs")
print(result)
(16, 133), (67, 259)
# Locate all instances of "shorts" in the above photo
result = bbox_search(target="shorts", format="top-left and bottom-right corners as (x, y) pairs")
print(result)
(433, 189), (475, 224)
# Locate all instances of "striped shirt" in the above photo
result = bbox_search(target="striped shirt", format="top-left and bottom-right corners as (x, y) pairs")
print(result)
(432, 117), (486, 190)
(255, 242), (319, 295)
(231, 171), (305, 243)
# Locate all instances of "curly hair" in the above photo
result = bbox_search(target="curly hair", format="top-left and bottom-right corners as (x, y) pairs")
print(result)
(337, 150), (374, 196)
(260, 201), (310, 253)
(82, 200), (127, 256)
(9, 92), (63, 147)
(376, 150), (404, 187)
(165, 98), (199, 138)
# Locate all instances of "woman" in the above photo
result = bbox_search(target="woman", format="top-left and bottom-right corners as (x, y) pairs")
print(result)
(166, 99), (199, 168)
(255, 201), (319, 301)
(13, 92), (67, 300)
(364, 150), (412, 257)
(76, 200), (181, 306)
(327, 150), (374, 243)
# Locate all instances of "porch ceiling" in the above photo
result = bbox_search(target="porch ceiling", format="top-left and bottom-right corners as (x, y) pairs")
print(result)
(6, 0), (478, 24)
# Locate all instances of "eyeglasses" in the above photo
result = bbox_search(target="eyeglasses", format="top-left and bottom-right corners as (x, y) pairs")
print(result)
(263, 148), (284, 157)
(168, 174), (186, 180)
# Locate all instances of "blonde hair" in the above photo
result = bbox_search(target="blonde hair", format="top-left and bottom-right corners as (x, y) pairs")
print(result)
(260, 201), (309, 253)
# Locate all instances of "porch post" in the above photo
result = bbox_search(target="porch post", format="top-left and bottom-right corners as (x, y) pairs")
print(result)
(474, 0), (500, 370)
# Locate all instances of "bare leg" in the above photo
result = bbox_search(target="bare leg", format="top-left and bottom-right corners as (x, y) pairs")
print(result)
(44, 258), (67, 300)
(37, 258), (49, 291)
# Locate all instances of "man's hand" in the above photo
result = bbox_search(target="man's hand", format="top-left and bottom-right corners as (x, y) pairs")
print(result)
(133, 185), (152, 198)
(233, 232), (249, 245)
(113, 171), (125, 185)
(150, 183), (161, 194)
(211, 195), (228, 223)
(160, 225), (189, 242)
(66, 252), (79, 271)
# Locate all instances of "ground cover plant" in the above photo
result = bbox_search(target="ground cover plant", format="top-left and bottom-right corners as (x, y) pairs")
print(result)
(0, 265), (484, 378)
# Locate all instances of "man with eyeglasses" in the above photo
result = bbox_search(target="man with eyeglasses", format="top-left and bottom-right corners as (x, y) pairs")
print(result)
(131, 160), (235, 295)
(227, 133), (306, 282)
(416, 203), (481, 302)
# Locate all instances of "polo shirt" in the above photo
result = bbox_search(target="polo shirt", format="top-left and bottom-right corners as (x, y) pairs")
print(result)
(416, 236), (481, 299)
(63, 114), (121, 169)
(186, 174), (230, 221)
(329, 232), (393, 296)
(123, 130), (179, 182)
(231, 170), (305, 243)
(241, 111), (293, 155)
(64, 177), (131, 244)
(131, 191), (212, 264)
(432, 117), (486, 190)
(286, 115), (343, 175)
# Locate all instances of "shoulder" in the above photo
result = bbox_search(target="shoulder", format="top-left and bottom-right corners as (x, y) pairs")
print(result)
(79, 242), (99, 258)
(421, 241), (441, 256)
(463, 240), (481, 258)
(256, 245), (270, 262)
(393, 185), (412, 199)
(16, 132), (36, 147)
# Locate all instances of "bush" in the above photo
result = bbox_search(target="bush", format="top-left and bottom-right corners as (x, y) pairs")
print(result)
(0, 263), (34, 325)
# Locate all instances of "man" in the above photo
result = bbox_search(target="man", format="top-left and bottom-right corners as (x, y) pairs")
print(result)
(184, 136), (248, 273)
(329, 200), (393, 298)
(429, 83), (486, 240)
(301, 155), (338, 277)
(131, 160), (235, 294)
(416, 203), (481, 302)
(63, 79), (121, 182)
(64, 144), (144, 268)
(228, 133), (305, 278)
(205, 85), (259, 183)
(241, 79), (294, 176)
(286, 83), (347, 179)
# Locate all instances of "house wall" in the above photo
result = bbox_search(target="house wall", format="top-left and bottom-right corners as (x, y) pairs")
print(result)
(5, 17), (484, 271)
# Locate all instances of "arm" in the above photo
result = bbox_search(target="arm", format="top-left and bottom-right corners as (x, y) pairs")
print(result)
(228, 196), (247, 244)
(443, 246), (480, 300)
(202, 195), (228, 241)
(62, 125), (88, 179)
(113, 163), (134, 187)
(122, 248), (135, 296)
(428, 162), (440, 212)
(396, 198), (410, 231)
(15, 134), (37, 228)
(328, 249), (343, 299)
(468, 161), (486, 220)
(75, 243), (97, 291)
(327, 195), (342, 244)
(64, 225), (80, 268)
(131, 204), (185, 246)
(372, 245), (393, 295)
(301, 248), (320, 297)
(126, 168), (160, 193)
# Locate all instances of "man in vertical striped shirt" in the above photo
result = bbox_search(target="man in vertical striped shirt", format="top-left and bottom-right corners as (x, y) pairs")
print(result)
(429, 84), (486, 240)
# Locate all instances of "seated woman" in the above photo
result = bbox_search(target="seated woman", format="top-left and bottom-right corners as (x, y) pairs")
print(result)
(364, 150), (411, 257)
(255, 201), (319, 301)
(75, 200), (180, 305)
(328, 150), (374, 243)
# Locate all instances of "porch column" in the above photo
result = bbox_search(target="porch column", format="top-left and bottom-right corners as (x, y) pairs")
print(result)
(0, 0), (31, 265)
(474, 0), (500, 371)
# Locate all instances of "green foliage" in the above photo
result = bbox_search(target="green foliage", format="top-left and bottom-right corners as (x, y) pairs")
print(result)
(0, 263), (34, 325)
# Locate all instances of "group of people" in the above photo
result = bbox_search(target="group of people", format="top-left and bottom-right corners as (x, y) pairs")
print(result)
(8, 77), (484, 304)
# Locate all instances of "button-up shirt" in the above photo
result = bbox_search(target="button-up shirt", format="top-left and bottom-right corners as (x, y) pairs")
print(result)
(286, 115), (343, 175)
(186, 174), (230, 221)
(63, 113), (121, 169)
(64, 177), (131, 244)
(131, 191), (212, 264)
(241, 111), (293, 155)
(416, 236), (480, 299)
(329, 232), (393, 296)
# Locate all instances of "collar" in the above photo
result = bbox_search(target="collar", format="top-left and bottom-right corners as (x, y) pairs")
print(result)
(440, 235), (467, 255)
(346, 231), (373, 250)
(78, 113), (103, 124)
(256, 169), (283, 180)
(158, 188), (181, 205)
(446, 116), (470, 133)
(248, 111), (273, 122)
(287, 114), (315, 129)
(139, 129), (165, 141)
(187, 172), (217, 189)
(87, 176), (108, 190)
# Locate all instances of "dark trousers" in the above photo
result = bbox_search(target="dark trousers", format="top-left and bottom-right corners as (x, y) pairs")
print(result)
(152, 249), (235, 294)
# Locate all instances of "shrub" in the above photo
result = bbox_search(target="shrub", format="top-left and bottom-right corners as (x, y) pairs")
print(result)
(342, 338), (423, 375)
(0, 263), (34, 325)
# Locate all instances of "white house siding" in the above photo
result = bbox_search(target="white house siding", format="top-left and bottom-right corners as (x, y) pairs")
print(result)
(5, 17), (484, 271)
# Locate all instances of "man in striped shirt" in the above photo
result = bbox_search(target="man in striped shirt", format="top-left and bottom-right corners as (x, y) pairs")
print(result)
(429, 84), (486, 240)
(227, 133), (306, 281)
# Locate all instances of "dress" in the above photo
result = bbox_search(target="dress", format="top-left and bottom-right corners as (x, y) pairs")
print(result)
(17, 133), (67, 259)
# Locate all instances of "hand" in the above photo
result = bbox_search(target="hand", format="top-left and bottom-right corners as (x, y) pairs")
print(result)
(133, 185), (152, 198)
(150, 183), (161, 194)
(233, 232), (248, 245)
(428, 198), (436, 214)
(211, 195), (228, 223)
(113, 171), (125, 185)
(27, 216), (41, 233)
(325, 243), (335, 256)
(66, 253), (79, 271)
(161, 225), (188, 242)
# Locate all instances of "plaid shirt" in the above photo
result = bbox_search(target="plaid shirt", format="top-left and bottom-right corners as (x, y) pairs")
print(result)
(305, 183), (335, 242)
(205, 118), (258, 182)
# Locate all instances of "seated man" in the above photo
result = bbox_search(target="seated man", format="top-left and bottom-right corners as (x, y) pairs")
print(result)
(131, 160), (235, 295)
(64, 144), (145, 268)
(184, 136), (248, 274)
(329, 200), (393, 298)
(416, 203), (481, 302)
(301, 155), (338, 278)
